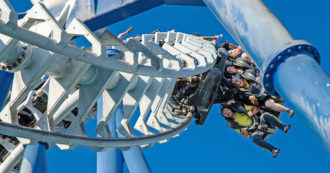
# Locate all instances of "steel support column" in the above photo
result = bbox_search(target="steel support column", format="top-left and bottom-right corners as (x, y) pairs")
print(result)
(202, 0), (330, 151)
(97, 97), (123, 173)
(115, 105), (151, 173)
(20, 143), (48, 173)
(97, 100), (151, 173)
(273, 54), (330, 151)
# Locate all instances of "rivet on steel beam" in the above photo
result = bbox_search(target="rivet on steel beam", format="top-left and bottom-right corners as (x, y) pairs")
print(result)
(307, 46), (312, 51)
(270, 64), (275, 70)
(287, 49), (292, 55)
(265, 74), (270, 79)
(7, 65), (12, 70)
(20, 52), (25, 57)
(297, 46), (303, 51)
(17, 58), (22, 63)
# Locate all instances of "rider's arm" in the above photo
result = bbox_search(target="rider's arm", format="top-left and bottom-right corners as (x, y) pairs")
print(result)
(248, 95), (259, 105)
(245, 105), (259, 117)
(250, 105), (259, 115)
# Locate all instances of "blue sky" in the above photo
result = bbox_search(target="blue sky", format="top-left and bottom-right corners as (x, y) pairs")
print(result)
(8, 0), (330, 173)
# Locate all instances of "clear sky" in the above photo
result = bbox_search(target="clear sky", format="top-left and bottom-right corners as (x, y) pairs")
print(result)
(8, 0), (330, 173)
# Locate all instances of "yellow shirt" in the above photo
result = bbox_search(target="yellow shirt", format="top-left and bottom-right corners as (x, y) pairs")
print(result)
(234, 112), (252, 127)
(233, 106), (252, 133)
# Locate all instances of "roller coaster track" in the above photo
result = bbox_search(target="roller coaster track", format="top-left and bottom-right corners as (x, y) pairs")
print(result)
(0, 1), (217, 171)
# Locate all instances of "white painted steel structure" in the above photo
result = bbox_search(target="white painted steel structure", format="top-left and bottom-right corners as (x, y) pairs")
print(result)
(0, 0), (217, 171)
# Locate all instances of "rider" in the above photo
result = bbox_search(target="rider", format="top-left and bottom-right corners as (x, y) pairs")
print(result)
(231, 74), (294, 117)
(220, 101), (291, 158)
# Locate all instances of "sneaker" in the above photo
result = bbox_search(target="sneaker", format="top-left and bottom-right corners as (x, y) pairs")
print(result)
(283, 125), (291, 133)
(272, 149), (280, 159)
(288, 109), (295, 118)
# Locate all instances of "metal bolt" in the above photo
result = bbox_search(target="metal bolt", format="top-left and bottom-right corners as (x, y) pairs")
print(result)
(22, 45), (27, 50)
(277, 55), (282, 61)
(7, 65), (12, 70)
(287, 49), (292, 55)
(307, 46), (312, 51)
(0, 65), (5, 70)
(265, 84), (270, 89)
(12, 62), (17, 68)
(17, 58), (22, 63)
(20, 52), (25, 57)
(270, 64), (275, 70)
(297, 46), (302, 51)
(265, 74), (270, 79)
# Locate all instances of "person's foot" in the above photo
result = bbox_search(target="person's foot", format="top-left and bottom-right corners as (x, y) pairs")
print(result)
(288, 109), (295, 118)
(283, 125), (291, 133)
(126, 27), (133, 33)
(272, 148), (280, 159)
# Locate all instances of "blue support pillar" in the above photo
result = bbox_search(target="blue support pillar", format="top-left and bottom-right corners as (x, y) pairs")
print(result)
(20, 143), (48, 173)
(97, 99), (151, 173)
(0, 71), (13, 109)
(203, 0), (330, 151)
(97, 97), (123, 173)
(115, 105), (152, 173)
(273, 54), (330, 151)
(121, 147), (151, 173)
